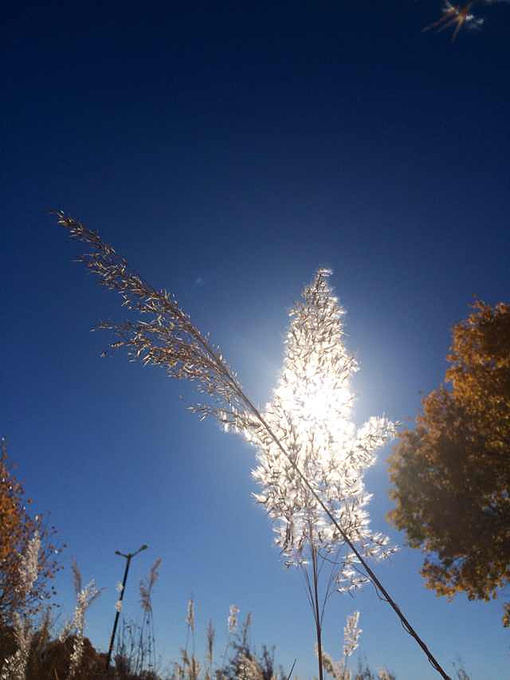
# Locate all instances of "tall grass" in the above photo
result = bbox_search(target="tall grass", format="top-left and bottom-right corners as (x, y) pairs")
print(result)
(0, 529), (475, 680)
(0, 590), (475, 680)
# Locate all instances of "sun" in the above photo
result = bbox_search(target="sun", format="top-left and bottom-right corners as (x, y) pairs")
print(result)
(423, 1), (484, 40)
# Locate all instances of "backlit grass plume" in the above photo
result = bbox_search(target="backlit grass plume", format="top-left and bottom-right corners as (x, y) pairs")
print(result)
(59, 562), (100, 679)
(320, 611), (362, 680)
(53, 213), (246, 423)
(251, 270), (396, 580)
(54, 212), (453, 680)
(249, 271), (395, 679)
(0, 533), (40, 680)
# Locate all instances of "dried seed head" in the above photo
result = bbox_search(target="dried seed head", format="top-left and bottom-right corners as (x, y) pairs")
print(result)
(343, 611), (362, 659)
(251, 271), (396, 590)
(186, 598), (195, 632)
(228, 604), (239, 633)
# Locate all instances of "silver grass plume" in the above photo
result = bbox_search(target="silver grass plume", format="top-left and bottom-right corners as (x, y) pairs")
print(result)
(62, 563), (100, 679)
(342, 611), (361, 659)
(186, 598), (195, 633)
(54, 213), (454, 680)
(0, 615), (32, 680)
(249, 273), (390, 680)
(140, 557), (162, 614)
(54, 213), (246, 427)
(67, 581), (100, 677)
(18, 533), (40, 601)
(227, 604), (239, 634)
(319, 649), (347, 680)
(251, 271), (396, 590)
(318, 611), (361, 680)
(0, 533), (41, 680)
(237, 653), (264, 680)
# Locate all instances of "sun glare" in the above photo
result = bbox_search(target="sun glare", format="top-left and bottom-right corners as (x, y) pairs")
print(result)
(309, 383), (351, 421)
(252, 269), (396, 586)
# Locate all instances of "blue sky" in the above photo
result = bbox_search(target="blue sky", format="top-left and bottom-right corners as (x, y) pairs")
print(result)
(1, 1), (509, 678)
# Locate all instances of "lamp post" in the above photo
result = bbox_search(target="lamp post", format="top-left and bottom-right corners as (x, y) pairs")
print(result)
(105, 544), (148, 670)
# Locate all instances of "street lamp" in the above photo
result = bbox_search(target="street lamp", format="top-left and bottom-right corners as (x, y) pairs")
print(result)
(105, 544), (148, 670)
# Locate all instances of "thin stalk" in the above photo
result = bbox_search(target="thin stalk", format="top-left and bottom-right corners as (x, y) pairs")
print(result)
(309, 531), (324, 680)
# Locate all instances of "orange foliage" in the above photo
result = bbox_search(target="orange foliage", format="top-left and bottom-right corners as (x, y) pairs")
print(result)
(0, 440), (62, 624)
(388, 302), (510, 626)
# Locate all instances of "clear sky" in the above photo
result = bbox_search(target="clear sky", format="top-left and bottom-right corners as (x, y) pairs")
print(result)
(1, 2), (509, 678)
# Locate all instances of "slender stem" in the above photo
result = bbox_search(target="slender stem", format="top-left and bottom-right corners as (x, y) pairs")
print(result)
(309, 527), (324, 680)
(221, 632), (231, 670)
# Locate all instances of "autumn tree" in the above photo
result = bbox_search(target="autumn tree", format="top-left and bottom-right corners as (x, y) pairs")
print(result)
(388, 301), (510, 626)
(0, 439), (62, 626)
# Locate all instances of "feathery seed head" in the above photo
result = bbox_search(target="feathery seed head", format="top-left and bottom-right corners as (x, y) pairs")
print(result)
(228, 604), (239, 633)
(68, 578), (100, 677)
(251, 270), (396, 589)
(343, 611), (362, 659)
(237, 653), (264, 680)
(186, 598), (195, 632)
(18, 531), (40, 600)
(140, 558), (162, 614)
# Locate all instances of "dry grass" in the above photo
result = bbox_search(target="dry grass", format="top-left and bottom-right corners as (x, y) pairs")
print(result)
(0, 561), (474, 680)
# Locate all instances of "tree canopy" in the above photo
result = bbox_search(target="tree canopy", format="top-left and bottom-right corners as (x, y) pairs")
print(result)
(0, 440), (62, 624)
(388, 301), (510, 626)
